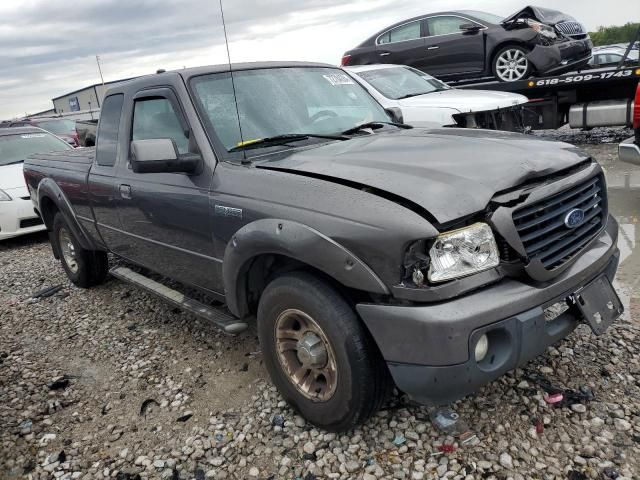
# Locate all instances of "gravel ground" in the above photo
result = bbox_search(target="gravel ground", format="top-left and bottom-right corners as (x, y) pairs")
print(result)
(1, 139), (640, 480)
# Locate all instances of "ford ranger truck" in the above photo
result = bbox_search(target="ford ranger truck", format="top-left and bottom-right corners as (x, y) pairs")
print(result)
(23, 62), (623, 432)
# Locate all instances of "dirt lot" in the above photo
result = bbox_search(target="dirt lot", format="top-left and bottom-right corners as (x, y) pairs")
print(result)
(1, 135), (639, 480)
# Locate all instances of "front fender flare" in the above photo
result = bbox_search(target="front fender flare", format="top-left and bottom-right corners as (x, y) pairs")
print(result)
(37, 178), (96, 251)
(223, 219), (389, 317)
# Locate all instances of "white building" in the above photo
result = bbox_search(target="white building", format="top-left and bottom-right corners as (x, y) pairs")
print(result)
(52, 78), (134, 114)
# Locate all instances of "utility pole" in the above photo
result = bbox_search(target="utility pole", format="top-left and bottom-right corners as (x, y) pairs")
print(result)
(96, 55), (105, 86)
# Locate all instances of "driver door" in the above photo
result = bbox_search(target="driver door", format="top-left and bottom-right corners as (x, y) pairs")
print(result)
(114, 86), (223, 293)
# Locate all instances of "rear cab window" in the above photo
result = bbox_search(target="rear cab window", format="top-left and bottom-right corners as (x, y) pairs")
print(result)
(95, 94), (124, 167)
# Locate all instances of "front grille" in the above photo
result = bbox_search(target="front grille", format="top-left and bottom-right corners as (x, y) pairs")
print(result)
(513, 175), (606, 270)
(555, 21), (588, 39)
(20, 218), (43, 229)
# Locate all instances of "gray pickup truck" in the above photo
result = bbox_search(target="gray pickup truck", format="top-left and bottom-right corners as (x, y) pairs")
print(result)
(24, 62), (623, 431)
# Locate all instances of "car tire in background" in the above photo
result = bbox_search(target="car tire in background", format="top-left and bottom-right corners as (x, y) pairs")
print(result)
(257, 271), (391, 431)
(492, 45), (532, 82)
(52, 212), (108, 288)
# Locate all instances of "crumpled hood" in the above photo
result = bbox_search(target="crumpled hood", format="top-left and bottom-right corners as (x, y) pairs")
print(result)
(502, 5), (576, 25)
(0, 162), (27, 191)
(257, 129), (590, 224)
(399, 89), (528, 113)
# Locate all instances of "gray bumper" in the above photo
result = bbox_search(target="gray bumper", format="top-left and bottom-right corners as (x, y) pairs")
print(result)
(357, 217), (620, 405)
(527, 38), (592, 74)
(619, 137), (640, 166)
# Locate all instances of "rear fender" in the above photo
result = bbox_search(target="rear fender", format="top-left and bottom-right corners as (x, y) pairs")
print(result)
(37, 178), (97, 251)
(223, 219), (389, 318)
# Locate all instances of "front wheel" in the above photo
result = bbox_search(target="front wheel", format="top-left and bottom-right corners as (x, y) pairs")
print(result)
(257, 272), (391, 431)
(492, 45), (531, 82)
(52, 213), (108, 288)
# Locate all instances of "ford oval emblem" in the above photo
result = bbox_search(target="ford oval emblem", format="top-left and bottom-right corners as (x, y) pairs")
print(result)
(564, 208), (585, 229)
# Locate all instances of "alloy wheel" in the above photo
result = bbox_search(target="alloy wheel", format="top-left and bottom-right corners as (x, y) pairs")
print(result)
(495, 48), (529, 82)
(274, 308), (338, 401)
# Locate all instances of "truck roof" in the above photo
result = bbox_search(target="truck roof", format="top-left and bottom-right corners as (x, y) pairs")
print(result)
(105, 61), (337, 97)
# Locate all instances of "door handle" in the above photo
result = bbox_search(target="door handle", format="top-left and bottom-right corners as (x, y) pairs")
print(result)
(379, 52), (391, 57)
(427, 46), (440, 50)
(119, 184), (132, 200)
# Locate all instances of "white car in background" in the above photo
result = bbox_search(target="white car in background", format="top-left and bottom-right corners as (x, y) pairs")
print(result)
(0, 127), (73, 240)
(345, 64), (529, 131)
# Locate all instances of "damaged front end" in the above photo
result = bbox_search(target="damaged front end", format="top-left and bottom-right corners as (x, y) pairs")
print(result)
(501, 5), (592, 75)
(452, 105), (526, 132)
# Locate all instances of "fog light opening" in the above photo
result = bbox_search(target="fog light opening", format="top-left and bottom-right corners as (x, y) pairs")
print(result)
(474, 334), (489, 362)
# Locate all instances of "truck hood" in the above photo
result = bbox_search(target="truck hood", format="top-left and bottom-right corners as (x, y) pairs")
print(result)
(502, 5), (576, 25)
(399, 89), (528, 113)
(0, 162), (27, 191)
(256, 129), (590, 225)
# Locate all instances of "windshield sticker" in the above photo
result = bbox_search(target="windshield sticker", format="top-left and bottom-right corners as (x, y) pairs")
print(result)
(20, 134), (47, 139)
(323, 74), (355, 86)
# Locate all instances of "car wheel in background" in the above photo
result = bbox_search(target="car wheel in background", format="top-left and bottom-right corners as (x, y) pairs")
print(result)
(492, 45), (531, 82)
(257, 271), (391, 431)
(52, 212), (108, 288)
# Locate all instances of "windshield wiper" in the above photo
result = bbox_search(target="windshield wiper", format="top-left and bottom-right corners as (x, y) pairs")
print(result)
(396, 92), (430, 99)
(229, 133), (348, 152)
(341, 121), (413, 136)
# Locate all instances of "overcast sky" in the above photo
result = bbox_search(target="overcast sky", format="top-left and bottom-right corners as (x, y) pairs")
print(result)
(0, 0), (636, 119)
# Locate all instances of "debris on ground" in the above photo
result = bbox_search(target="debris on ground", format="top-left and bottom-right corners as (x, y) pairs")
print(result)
(31, 284), (63, 299)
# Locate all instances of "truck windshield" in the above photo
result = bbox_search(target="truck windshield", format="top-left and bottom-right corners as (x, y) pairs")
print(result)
(357, 66), (450, 100)
(0, 133), (72, 166)
(191, 67), (391, 152)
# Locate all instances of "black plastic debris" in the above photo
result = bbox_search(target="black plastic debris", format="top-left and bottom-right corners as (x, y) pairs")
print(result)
(139, 398), (159, 417)
(603, 467), (619, 479)
(525, 371), (595, 408)
(194, 469), (205, 480)
(49, 376), (70, 390)
(302, 452), (316, 461)
(177, 411), (193, 422)
(272, 414), (285, 427)
(567, 470), (587, 480)
(239, 363), (249, 372)
(31, 285), (63, 299)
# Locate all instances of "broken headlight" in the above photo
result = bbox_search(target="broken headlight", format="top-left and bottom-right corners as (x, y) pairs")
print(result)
(526, 19), (557, 39)
(428, 223), (499, 283)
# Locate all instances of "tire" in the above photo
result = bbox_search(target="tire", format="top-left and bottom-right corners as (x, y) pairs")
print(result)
(492, 45), (531, 82)
(257, 271), (391, 431)
(52, 213), (108, 288)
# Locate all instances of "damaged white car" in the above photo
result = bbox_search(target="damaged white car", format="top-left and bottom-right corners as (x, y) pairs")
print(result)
(346, 64), (529, 131)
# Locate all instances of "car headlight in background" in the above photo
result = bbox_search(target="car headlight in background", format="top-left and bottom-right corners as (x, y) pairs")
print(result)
(526, 19), (557, 39)
(0, 189), (12, 201)
(428, 223), (500, 283)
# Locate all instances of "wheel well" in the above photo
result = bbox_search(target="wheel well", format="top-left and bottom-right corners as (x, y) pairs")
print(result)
(236, 254), (372, 318)
(39, 196), (59, 230)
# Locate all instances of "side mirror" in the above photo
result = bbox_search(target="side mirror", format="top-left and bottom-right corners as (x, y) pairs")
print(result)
(130, 139), (202, 174)
(386, 107), (404, 124)
(460, 23), (482, 33)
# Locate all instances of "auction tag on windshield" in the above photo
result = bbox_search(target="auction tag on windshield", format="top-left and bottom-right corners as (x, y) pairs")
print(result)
(323, 73), (355, 86)
(20, 134), (46, 138)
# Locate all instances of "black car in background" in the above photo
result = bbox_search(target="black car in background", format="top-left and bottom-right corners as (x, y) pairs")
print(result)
(342, 6), (593, 82)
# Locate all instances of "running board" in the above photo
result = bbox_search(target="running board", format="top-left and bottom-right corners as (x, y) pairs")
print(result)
(109, 267), (248, 334)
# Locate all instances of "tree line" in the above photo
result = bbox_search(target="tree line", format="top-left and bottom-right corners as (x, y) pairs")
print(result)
(588, 23), (640, 46)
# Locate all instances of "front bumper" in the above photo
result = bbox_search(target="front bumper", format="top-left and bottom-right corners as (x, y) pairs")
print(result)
(0, 197), (45, 240)
(357, 217), (620, 405)
(528, 38), (592, 74)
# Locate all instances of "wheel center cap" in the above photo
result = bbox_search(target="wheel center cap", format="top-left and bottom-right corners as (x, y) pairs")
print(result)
(296, 333), (327, 368)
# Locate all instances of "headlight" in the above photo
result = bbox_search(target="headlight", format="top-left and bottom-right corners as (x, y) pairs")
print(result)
(526, 19), (557, 39)
(428, 223), (499, 283)
(0, 189), (12, 201)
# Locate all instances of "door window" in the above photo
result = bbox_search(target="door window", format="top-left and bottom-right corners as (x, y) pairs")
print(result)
(132, 98), (188, 154)
(378, 21), (422, 45)
(427, 16), (476, 36)
(95, 94), (124, 167)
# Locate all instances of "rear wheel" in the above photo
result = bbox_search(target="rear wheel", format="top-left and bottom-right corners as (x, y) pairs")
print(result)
(257, 272), (391, 431)
(52, 213), (108, 288)
(493, 45), (531, 82)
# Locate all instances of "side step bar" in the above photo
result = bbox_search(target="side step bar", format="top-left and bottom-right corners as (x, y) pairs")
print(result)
(109, 267), (248, 334)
